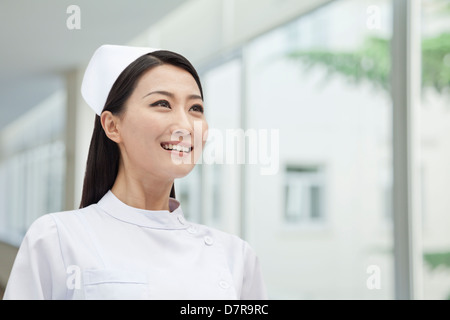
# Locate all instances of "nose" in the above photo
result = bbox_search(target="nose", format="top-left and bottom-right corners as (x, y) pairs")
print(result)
(170, 110), (193, 141)
(172, 128), (191, 142)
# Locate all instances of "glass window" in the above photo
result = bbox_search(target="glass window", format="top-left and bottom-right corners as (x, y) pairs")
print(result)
(421, 0), (450, 300)
(245, 0), (393, 299)
(0, 91), (66, 245)
(284, 166), (325, 224)
(174, 165), (201, 222)
(199, 58), (243, 234)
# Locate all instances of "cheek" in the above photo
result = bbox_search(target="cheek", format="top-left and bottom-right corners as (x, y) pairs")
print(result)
(194, 120), (208, 148)
(121, 115), (161, 149)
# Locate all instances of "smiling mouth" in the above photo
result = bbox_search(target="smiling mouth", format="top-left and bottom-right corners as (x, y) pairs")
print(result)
(160, 142), (193, 153)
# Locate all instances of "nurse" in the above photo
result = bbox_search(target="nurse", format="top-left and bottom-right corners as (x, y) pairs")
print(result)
(3, 45), (267, 300)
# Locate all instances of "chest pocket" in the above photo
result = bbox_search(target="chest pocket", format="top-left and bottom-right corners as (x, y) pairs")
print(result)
(83, 269), (149, 300)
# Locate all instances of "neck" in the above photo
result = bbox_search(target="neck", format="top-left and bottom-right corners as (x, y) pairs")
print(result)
(111, 162), (174, 211)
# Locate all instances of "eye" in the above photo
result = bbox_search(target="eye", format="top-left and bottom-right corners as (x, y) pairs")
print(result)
(189, 104), (204, 113)
(150, 100), (171, 108)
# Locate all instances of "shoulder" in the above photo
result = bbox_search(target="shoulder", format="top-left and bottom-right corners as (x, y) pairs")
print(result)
(23, 205), (97, 242)
(21, 214), (58, 244)
(47, 203), (111, 229)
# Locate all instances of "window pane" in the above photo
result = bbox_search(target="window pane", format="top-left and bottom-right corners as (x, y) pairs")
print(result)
(0, 90), (65, 245)
(245, 0), (393, 299)
(285, 181), (303, 222)
(285, 166), (325, 224)
(310, 185), (322, 219)
(421, 0), (450, 300)
(197, 59), (242, 234)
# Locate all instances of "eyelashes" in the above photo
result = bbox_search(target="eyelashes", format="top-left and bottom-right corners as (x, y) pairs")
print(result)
(150, 100), (204, 113)
(190, 104), (204, 113)
(150, 100), (170, 108)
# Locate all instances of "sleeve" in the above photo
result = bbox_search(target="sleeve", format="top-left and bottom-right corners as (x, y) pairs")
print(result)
(3, 214), (67, 300)
(240, 242), (268, 300)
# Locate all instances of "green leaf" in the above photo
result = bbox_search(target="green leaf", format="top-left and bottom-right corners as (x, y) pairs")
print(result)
(286, 33), (450, 95)
(423, 251), (450, 270)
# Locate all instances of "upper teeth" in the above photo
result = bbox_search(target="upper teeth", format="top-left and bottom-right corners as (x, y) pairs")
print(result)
(162, 144), (190, 153)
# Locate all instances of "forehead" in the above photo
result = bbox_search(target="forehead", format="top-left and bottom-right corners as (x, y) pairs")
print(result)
(134, 64), (201, 95)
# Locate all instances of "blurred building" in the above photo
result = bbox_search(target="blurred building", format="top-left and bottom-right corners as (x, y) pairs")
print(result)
(1, 0), (450, 300)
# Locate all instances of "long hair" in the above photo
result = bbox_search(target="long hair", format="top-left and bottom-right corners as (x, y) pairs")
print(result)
(79, 50), (203, 208)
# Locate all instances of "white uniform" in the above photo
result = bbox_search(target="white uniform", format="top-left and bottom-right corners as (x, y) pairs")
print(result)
(3, 191), (267, 300)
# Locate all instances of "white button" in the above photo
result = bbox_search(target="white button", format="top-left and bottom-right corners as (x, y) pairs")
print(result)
(204, 236), (214, 246)
(219, 280), (230, 289)
(177, 215), (186, 225)
(187, 225), (197, 234)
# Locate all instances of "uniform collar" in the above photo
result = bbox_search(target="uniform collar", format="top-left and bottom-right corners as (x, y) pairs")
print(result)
(97, 190), (189, 230)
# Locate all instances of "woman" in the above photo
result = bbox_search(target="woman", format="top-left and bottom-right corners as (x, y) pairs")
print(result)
(3, 45), (267, 300)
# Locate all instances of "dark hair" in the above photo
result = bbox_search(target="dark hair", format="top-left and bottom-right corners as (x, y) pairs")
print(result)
(79, 50), (203, 208)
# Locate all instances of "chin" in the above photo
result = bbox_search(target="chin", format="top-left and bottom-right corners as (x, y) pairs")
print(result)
(169, 163), (196, 179)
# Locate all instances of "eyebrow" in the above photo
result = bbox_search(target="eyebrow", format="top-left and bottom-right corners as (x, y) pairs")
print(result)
(142, 90), (203, 101)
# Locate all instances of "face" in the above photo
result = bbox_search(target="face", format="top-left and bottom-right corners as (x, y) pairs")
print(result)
(104, 64), (208, 181)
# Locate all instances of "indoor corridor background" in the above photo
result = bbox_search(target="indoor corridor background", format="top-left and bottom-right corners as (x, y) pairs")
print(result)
(1, 0), (450, 300)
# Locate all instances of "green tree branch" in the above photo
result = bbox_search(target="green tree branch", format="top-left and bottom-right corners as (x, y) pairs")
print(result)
(287, 33), (450, 94)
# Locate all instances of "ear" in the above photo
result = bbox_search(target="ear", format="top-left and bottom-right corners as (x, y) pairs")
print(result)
(100, 111), (122, 143)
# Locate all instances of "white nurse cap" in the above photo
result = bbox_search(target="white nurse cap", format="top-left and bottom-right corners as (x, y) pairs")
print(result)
(81, 44), (160, 115)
